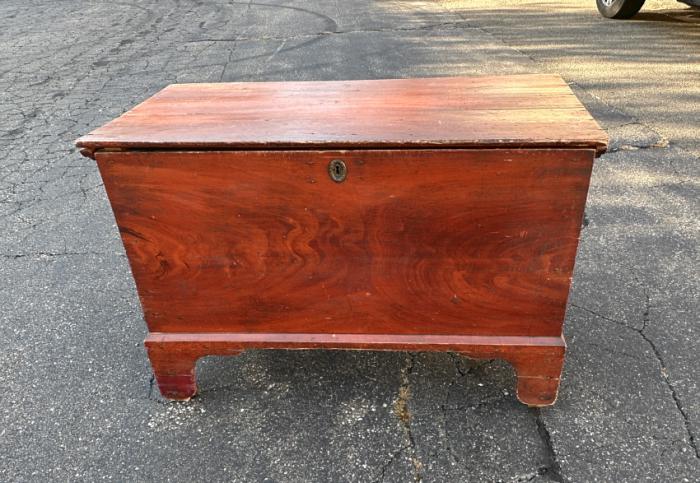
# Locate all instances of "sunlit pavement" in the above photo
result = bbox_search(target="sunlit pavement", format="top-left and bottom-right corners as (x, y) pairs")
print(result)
(1, 1), (698, 481)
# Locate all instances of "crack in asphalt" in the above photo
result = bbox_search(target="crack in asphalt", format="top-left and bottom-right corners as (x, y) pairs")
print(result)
(438, 3), (541, 66)
(440, 354), (468, 466)
(505, 466), (550, 483)
(372, 444), (411, 483)
(636, 291), (700, 460)
(145, 373), (170, 405)
(438, 355), (498, 467)
(533, 408), (565, 483)
(571, 294), (700, 460)
(1, 251), (115, 259)
(185, 21), (474, 44)
(571, 303), (643, 332)
(147, 373), (156, 400)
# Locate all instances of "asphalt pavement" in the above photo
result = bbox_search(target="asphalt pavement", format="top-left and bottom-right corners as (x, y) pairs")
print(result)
(1, 1), (698, 481)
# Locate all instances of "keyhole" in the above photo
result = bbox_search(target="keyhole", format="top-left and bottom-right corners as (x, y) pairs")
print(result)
(328, 159), (347, 183)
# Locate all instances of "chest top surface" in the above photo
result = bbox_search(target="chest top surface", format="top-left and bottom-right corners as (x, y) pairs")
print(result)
(76, 74), (607, 158)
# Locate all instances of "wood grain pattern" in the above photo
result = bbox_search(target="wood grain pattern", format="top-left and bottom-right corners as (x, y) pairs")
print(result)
(76, 75), (607, 158)
(97, 149), (594, 338)
(145, 332), (565, 406)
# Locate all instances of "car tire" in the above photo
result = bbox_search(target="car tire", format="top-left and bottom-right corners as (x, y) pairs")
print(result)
(596, 0), (646, 18)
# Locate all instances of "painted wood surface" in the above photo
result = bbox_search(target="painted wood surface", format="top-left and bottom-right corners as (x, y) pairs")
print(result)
(80, 75), (608, 405)
(97, 149), (594, 338)
(76, 75), (607, 158)
(145, 332), (566, 406)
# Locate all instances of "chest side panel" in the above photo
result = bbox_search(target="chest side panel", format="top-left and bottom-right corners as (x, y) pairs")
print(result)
(96, 149), (594, 337)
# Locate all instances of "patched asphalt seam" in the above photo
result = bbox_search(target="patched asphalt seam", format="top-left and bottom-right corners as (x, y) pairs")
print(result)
(607, 136), (670, 153)
(394, 353), (423, 482)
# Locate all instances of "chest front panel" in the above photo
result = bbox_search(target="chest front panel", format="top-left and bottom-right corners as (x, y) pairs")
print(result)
(97, 149), (593, 337)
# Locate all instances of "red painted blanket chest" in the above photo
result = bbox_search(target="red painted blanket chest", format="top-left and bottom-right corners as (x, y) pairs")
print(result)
(76, 74), (607, 406)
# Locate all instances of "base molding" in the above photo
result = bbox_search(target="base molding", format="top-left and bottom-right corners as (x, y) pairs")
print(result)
(145, 332), (565, 406)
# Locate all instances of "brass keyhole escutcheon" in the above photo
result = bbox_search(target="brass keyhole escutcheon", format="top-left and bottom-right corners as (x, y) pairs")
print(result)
(328, 159), (347, 183)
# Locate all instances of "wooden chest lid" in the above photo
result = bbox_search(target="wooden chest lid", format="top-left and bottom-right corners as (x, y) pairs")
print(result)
(76, 74), (607, 158)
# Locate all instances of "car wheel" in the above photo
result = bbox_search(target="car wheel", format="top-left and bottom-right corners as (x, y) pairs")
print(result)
(596, 0), (646, 18)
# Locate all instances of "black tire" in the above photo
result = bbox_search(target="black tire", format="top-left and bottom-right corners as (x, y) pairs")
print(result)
(596, 0), (646, 18)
